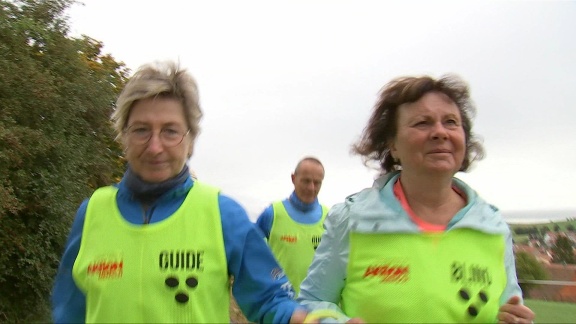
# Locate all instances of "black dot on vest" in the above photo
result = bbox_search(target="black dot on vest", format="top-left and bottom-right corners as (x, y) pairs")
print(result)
(175, 293), (189, 303)
(186, 276), (198, 288)
(459, 289), (470, 301)
(478, 291), (488, 303)
(468, 306), (478, 317)
(165, 277), (179, 288)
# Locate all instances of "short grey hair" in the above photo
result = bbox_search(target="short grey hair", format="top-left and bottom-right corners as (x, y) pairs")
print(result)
(294, 156), (324, 174)
(111, 60), (202, 141)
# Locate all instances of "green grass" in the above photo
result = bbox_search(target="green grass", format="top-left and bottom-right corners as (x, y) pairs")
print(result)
(525, 299), (576, 323)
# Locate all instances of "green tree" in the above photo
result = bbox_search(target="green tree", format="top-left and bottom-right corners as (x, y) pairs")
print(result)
(551, 235), (576, 265)
(515, 251), (548, 298)
(0, 0), (128, 321)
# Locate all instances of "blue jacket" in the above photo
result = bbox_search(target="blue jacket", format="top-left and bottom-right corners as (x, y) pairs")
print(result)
(256, 191), (324, 239)
(52, 175), (300, 323)
(298, 172), (523, 321)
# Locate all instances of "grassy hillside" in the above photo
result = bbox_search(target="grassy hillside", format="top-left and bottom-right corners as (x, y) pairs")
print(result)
(525, 299), (576, 323)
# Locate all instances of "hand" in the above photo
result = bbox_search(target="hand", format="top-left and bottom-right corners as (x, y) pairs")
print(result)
(290, 309), (308, 324)
(497, 296), (535, 323)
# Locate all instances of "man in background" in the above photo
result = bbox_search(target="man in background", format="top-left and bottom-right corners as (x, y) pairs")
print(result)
(256, 156), (328, 296)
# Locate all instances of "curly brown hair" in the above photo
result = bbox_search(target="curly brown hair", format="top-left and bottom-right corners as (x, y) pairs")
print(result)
(352, 74), (484, 174)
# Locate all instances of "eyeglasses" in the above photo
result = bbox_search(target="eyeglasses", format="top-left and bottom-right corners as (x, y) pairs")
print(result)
(125, 125), (191, 147)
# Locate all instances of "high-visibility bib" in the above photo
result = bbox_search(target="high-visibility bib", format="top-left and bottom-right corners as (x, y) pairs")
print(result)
(73, 183), (230, 323)
(342, 228), (506, 323)
(269, 202), (328, 294)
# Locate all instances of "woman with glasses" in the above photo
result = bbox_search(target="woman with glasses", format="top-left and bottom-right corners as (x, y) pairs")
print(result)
(51, 61), (307, 323)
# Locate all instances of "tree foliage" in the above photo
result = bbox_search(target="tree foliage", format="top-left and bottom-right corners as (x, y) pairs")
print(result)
(0, 0), (128, 321)
(554, 224), (561, 232)
(551, 235), (575, 265)
(515, 251), (548, 298)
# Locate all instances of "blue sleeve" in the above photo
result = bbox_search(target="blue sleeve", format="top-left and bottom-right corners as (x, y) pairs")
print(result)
(219, 195), (302, 323)
(51, 200), (88, 323)
(255, 205), (274, 239)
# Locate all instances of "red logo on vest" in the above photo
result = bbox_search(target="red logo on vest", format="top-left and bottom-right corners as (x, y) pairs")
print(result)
(280, 235), (297, 243)
(87, 260), (123, 279)
(363, 264), (409, 282)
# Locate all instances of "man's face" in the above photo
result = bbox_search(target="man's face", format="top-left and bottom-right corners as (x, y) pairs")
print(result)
(292, 160), (324, 204)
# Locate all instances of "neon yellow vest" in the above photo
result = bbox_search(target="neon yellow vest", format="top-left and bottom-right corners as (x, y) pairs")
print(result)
(72, 183), (230, 323)
(268, 202), (328, 295)
(341, 228), (506, 323)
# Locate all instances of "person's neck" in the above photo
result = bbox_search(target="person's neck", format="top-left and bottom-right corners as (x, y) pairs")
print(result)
(399, 172), (463, 226)
(289, 192), (316, 212)
(125, 164), (190, 204)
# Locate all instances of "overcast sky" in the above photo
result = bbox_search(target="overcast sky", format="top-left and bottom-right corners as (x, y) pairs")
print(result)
(67, 1), (576, 222)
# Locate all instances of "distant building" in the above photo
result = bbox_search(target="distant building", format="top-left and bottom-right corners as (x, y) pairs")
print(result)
(514, 245), (552, 264)
(543, 231), (576, 247)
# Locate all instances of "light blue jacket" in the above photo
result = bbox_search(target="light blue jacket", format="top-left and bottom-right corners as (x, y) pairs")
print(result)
(297, 172), (522, 321)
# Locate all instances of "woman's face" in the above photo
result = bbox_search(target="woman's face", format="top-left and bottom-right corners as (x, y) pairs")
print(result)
(123, 97), (193, 183)
(389, 92), (465, 176)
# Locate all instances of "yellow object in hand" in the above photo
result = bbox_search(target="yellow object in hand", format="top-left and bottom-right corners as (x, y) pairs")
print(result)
(303, 309), (347, 323)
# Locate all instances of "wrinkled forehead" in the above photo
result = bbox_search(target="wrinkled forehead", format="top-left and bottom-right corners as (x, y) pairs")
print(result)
(126, 97), (187, 126)
(295, 162), (325, 179)
(397, 92), (461, 118)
